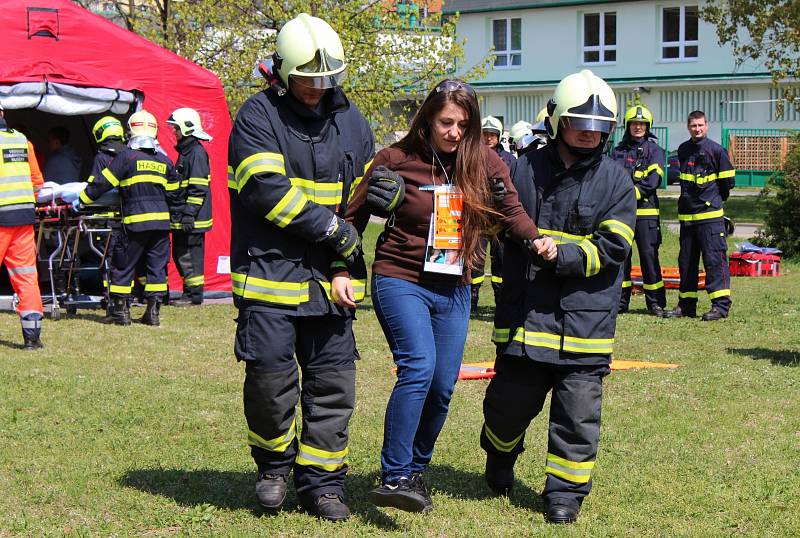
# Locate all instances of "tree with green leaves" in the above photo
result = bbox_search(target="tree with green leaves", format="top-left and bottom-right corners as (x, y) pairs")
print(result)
(72, 1), (491, 142)
(757, 136), (800, 257)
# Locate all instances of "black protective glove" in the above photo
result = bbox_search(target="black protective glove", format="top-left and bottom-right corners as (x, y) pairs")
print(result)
(490, 177), (507, 209)
(366, 166), (405, 216)
(180, 214), (195, 233)
(323, 215), (362, 266)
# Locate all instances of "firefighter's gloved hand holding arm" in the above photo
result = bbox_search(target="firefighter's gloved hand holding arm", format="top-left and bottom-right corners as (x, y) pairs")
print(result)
(366, 166), (405, 216)
(490, 177), (507, 209)
(323, 215), (362, 267)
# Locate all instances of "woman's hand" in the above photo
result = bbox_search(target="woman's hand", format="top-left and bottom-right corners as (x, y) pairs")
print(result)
(331, 275), (357, 308)
(532, 235), (558, 261)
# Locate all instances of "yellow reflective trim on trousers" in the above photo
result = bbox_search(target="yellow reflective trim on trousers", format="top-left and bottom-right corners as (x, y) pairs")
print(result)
(637, 208), (660, 216)
(599, 219), (634, 246)
(227, 166), (236, 189)
(679, 172), (717, 185)
(718, 169), (736, 179)
(122, 212), (170, 224)
(492, 327), (510, 343)
(679, 291), (698, 299)
(678, 209), (724, 222)
(247, 419), (296, 453)
(101, 167), (120, 187)
(562, 335), (614, 354)
(236, 152), (286, 192)
(545, 453), (594, 484)
(188, 177), (210, 186)
(643, 280), (664, 291)
(144, 282), (168, 292)
(491, 275), (503, 284)
(265, 186), (308, 227)
(185, 275), (205, 287)
(231, 272), (309, 305)
(109, 284), (133, 294)
(621, 280), (633, 288)
(708, 288), (730, 299)
(187, 196), (204, 205)
(319, 279), (367, 302)
(289, 177), (343, 206)
(484, 424), (523, 453)
(119, 174), (166, 188)
(295, 442), (348, 471)
(512, 327), (561, 351)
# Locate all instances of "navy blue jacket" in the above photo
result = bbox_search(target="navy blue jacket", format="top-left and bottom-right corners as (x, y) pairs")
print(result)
(677, 137), (735, 224)
(171, 136), (212, 233)
(611, 134), (665, 220)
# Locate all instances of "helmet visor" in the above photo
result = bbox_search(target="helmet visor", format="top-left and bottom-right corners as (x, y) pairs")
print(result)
(290, 71), (347, 89)
(296, 49), (345, 75)
(514, 133), (535, 150)
(560, 116), (615, 134)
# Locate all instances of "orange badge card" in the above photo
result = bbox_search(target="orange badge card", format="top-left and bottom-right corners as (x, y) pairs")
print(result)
(432, 186), (463, 249)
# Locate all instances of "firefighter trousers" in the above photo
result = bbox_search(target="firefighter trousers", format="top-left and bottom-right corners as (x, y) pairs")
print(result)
(109, 230), (169, 298)
(1, 225), (43, 336)
(235, 310), (357, 502)
(619, 219), (665, 311)
(171, 231), (205, 303)
(481, 354), (609, 507)
(678, 220), (732, 315)
(471, 235), (504, 307)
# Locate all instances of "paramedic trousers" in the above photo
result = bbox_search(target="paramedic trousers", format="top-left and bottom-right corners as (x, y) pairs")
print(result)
(109, 230), (169, 298)
(171, 231), (205, 303)
(678, 220), (732, 315)
(619, 219), (666, 311)
(0, 225), (43, 336)
(235, 310), (357, 502)
(481, 355), (609, 508)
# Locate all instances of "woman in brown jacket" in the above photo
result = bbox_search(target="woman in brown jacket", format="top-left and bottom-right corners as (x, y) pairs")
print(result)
(332, 79), (556, 512)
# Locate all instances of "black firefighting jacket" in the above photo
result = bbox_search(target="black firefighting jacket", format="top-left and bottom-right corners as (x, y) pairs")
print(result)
(227, 85), (374, 315)
(677, 137), (735, 225)
(87, 139), (127, 184)
(494, 144), (516, 171)
(80, 147), (178, 233)
(611, 134), (665, 220)
(493, 144), (636, 366)
(170, 136), (212, 233)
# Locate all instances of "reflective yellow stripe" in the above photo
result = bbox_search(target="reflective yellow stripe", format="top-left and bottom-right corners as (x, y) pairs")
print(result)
(492, 327), (510, 343)
(119, 174), (166, 188)
(164, 181), (181, 191)
(122, 212), (170, 224)
(79, 190), (95, 204)
(227, 166), (236, 189)
(231, 272), (309, 306)
(144, 282), (167, 292)
(679, 172), (718, 185)
(101, 168), (120, 187)
(512, 327), (561, 351)
(247, 419), (296, 453)
(539, 228), (599, 276)
(185, 275), (205, 287)
(0, 194), (35, 205)
(348, 159), (374, 202)
(649, 163), (664, 178)
(678, 209), (724, 222)
(643, 280), (664, 291)
(187, 196), (204, 205)
(265, 186), (308, 227)
(193, 218), (213, 229)
(289, 177), (343, 206)
(562, 335), (614, 354)
(539, 228), (590, 243)
(491, 275), (503, 284)
(472, 274), (486, 284)
(679, 291), (698, 299)
(188, 177), (210, 186)
(621, 280), (632, 288)
(484, 424), (523, 453)
(718, 169), (736, 179)
(634, 186), (642, 200)
(637, 208), (660, 216)
(599, 219), (634, 246)
(708, 288), (730, 299)
(295, 442), (348, 471)
(236, 152), (286, 191)
(545, 453), (595, 484)
(109, 284), (133, 294)
(319, 279), (367, 302)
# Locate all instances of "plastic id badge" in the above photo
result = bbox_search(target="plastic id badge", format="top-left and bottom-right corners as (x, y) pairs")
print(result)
(423, 185), (464, 275)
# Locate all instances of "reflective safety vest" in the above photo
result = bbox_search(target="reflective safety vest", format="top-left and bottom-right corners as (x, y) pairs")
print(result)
(611, 135), (665, 220)
(0, 129), (35, 227)
(677, 137), (735, 224)
(493, 145), (636, 366)
(228, 85), (374, 314)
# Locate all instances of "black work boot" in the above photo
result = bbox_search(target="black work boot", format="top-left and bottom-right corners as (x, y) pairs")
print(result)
(647, 304), (666, 317)
(701, 307), (727, 321)
(485, 453), (516, 496)
(662, 305), (696, 319)
(410, 473), (433, 512)
(255, 472), (287, 511)
(546, 499), (580, 524)
(306, 493), (350, 522)
(111, 296), (131, 326)
(368, 476), (428, 512)
(139, 297), (161, 326)
(21, 314), (43, 350)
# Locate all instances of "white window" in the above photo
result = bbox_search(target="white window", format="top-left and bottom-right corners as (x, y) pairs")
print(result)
(492, 18), (521, 69)
(583, 12), (616, 64)
(662, 5), (698, 61)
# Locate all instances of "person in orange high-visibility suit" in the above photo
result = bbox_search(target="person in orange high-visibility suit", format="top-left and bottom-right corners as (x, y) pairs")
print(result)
(0, 103), (44, 349)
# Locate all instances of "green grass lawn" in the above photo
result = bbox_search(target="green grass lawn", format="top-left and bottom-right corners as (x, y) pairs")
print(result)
(1, 224), (799, 536)
(658, 195), (766, 223)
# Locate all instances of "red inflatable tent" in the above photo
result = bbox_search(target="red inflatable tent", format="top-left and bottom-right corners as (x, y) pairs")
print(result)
(1, 0), (232, 293)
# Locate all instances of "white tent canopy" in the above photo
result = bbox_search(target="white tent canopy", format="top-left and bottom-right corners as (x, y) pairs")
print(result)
(0, 81), (136, 115)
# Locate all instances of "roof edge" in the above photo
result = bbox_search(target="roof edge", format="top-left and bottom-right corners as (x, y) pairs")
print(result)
(443, 0), (640, 15)
(470, 72), (773, 89)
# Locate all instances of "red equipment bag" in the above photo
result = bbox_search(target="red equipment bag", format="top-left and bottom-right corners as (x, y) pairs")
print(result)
(729, 252), (781, 277)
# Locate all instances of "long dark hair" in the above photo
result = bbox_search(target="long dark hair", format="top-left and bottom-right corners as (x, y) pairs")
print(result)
(394, 79), (494, 272)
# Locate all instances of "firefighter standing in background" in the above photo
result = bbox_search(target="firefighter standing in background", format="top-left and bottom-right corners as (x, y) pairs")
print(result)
(664, 110), (735, 321)
(471, 115), (515, 312)
(75, 110), (178, 327)
(611, 104), (666, 315)
(482, 70), (635, 524)
(508, 120), (536, 158)
(167, 108), (213, 306)
(0, 103), (44, 349)
(228, 13), (373, 521)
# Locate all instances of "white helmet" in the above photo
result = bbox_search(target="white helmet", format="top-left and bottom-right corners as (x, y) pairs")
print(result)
(167, 107), (212, 141)
(128, 110), (158, 139)
(481, 115), (503, 135)
(545, 69), (617, 140)
(275, 13), (346, 89)
(509, 120), (535, 151)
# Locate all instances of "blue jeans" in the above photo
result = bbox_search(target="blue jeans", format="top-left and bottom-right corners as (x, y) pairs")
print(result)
(372, 274), (470, 482)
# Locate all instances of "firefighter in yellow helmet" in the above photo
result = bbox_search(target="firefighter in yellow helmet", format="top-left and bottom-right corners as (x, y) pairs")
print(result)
(166, 108), (213, 306)
(481, 70), (635, 524)
(228, 13), (374, 521)
(610, 104), (667, 315)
